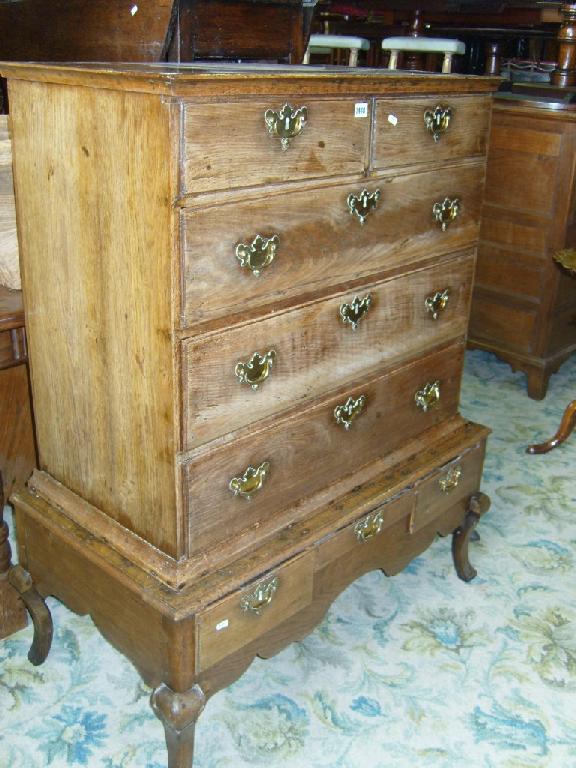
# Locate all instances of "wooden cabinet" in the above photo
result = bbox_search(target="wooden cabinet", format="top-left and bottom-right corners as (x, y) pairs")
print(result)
(2, 63), (497, 768)
(469, 95), (576, 399)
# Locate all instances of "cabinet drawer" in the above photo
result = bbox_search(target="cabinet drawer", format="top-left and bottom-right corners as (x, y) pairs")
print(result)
(181, 253), (474, 449)
(182, 341), (464, 558)
(373, 96), (491, 171)
(180, 163), (484, 328)
(412, 441), (486, 533)
(181, 98), (370, 194)
(196, 550), (314, 672)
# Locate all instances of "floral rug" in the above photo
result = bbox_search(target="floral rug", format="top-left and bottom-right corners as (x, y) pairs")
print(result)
(2, 349), (576, 768)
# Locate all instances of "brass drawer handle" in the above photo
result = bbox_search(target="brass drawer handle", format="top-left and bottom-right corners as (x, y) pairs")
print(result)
(340, 294), (372, 330)
(229, 461), (270, 499)
(354, 509), (385, 542)
(424, 105), (453, 142)
(415, 381), (440, 413)
(240, 576), (279, 614)
(334, 394), (366, 430)
(235, 350), (277, 390)
(236, 234), (279, 277)
(439, 465), (462, 493)
(425, 288), (450, 320)
(347, 188), (381, 225)
(433, 198), (460, 231)
(264, 103), (308, 150)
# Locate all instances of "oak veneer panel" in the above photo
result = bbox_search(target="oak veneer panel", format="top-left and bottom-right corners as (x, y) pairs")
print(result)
(0, 115), (20, 290)
(182, 98), (370, 194)
(469, 292), (537, 354)
(180, 162), (484, 327)
(373, 95), (491, 171)
(181, 253), (474, 449)
(183, 341), (464, 558)
(475, 244), (544, 302)
(8, 81), (180, 556)
(479, 212), (548, 256)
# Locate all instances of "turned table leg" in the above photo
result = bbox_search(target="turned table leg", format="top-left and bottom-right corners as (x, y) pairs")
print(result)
(526, 399), (576, 455)
(151, 683), (206, 768)
(452, 492), (490, 582)
(0, 471), (28, 638)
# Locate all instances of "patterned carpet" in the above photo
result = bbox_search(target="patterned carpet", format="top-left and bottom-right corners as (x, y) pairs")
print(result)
(1, 349), (576, 768)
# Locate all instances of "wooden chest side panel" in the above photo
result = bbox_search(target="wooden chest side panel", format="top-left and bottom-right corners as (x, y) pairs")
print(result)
(8, 81), (180, 557)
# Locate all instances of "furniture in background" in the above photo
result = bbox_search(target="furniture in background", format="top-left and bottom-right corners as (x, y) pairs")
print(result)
(468, 93), (576, 399)
(382, 35), (465, 72)
(3, 61), (496, 768)
(303, 33), (370, 65)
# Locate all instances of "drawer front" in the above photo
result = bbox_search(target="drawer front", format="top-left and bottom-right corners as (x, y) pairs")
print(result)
(374, 96), (491, 170)
(180, 163), (484, 328)
(412, 441), (485, 533)
(183, 341), (464, 558)
(196, 550), (314, 672)
(181, 253), (474, 449)
(182, 99), (370, 194)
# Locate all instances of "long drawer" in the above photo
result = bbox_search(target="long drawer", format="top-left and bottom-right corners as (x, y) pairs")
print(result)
(179, 162), (484, 328)
(181, 98), (371, 194)
(181, 252), (474, 450)
(182, 341), (465, 558)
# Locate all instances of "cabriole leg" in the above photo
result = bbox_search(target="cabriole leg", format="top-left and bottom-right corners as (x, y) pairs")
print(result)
(7, 564), (53, 664)
(151, 683), (206, 768)
(452, 492), (490, 582)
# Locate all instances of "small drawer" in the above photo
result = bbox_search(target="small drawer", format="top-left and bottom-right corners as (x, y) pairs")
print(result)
(373, 95), (491, 171)
(179, 162), (484, 328)
(181, 98), (370, 194)
(181, 252), (475, 449)
(196, 550), (314, 672)
(182, 341), (465, 558)
(412, 441), (486, 533)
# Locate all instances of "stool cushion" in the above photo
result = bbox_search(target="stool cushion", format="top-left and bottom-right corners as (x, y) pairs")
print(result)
(381, 37), (465, 55)
(309, 34), (370, 52)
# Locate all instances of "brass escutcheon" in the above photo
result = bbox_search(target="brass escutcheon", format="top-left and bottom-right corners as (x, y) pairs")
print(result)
(424, 105), (453, 142)
(439, 465), (462, 493)
(236, 234), (279, 277)
(415, 381), (441, 413)
(240, 576), (279, 614)
(347, 188), (381, 225)
(264, 104), (308, 150)
(433, 198), (460, 231)
(340, 294), (372, 330)
(354, 508), (385, 542)
(425, 288), (450, 320)
(334, 394), (366, 430)
(235, 350), (277, 390)
(229, 461), (270, 499)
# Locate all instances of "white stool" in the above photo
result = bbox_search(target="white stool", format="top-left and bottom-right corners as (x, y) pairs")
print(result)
(303, 34), (370, 67)
(381, 37), (465, 73)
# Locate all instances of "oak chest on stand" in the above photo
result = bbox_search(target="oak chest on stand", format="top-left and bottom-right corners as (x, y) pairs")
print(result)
(1, 62), (497, 768)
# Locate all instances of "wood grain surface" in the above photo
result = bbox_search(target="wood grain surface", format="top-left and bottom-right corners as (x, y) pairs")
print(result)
(0, 115), (20, 289)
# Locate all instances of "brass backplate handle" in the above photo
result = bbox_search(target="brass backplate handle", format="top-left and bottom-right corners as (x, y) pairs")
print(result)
(235, 350), (277, 389)
(347, 188), (381, 225)
(236, 234), (280, 277)
(334, 394), (366, 430)
(264, 104), (308, 150)
(433, 198), (460, 231)
(439, 465), (462, 493)
(415, 381), (441, 413)
(340, 294), (372, 330)
(355, 508), (385, 542)
(424, 105), (453, 142)
(425, 288), (450, 320)
(240, 575), (279, 614)
(229, 461), (270, 499)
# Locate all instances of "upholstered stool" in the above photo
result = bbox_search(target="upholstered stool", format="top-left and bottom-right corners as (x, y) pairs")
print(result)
(303, 34), (370, 67)
(382, 37), (465, 73)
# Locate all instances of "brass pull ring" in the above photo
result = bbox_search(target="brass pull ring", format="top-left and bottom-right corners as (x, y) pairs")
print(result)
(425, 288), (450, 320)
(415, 381), (440, 413)
(439, 465), (462, 493)
(229, 461), (270, 499)
(433, 198), (460, 231)
(240, 576), (279, 614)
(235, 350), (277, 390)
(347, 188), (381, 225)
(264, 104), (308, 150)
(236, 234), (280, 277)
(354, 509), (385, 542)
(424, 105), (453, 142)
(334, 394), (366, 430)
(340, 294), (372, 330)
